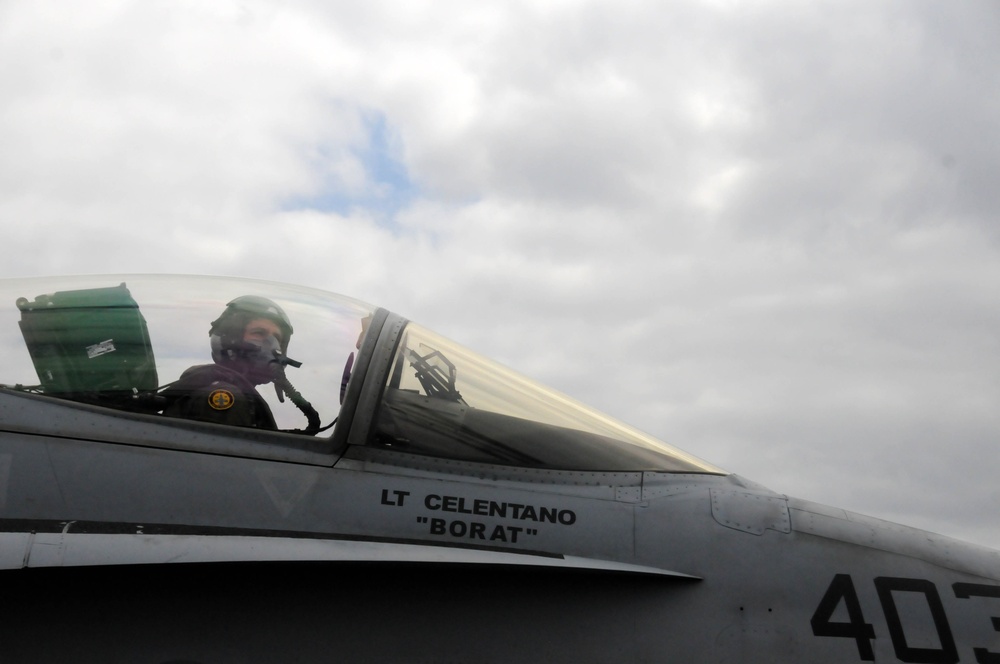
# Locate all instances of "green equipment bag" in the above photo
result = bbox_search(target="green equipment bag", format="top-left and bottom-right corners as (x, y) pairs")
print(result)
(16, 283), (160, 411)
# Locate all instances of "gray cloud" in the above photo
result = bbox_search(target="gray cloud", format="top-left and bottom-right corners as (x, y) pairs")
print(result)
(1, 0), (998, 548)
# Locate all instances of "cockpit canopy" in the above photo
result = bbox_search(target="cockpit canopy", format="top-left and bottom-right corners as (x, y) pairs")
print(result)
(0, 275), (722, 474)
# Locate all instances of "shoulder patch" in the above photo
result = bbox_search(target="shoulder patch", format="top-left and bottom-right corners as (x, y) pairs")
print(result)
(208, 389), (236, 411)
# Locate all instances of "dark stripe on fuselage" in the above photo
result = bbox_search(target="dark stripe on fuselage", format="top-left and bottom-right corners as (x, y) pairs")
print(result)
(0, 517), (563, 559)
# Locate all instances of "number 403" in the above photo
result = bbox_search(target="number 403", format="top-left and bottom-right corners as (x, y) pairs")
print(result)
(811, 574), (1000, 663)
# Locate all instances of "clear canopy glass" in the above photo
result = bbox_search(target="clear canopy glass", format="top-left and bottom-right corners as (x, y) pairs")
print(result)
(0, 275), (374, 433)
(0, 275), (723, 474)
(373, 323), (722, 473)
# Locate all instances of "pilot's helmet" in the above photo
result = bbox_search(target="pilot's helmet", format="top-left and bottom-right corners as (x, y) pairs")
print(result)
(209, 295), (293, 369)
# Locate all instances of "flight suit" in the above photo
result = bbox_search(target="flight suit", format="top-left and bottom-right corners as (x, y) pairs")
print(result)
(161, 364), (276, 429)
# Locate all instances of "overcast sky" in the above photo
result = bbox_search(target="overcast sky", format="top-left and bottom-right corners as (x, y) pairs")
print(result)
(2, 0), (999, 549)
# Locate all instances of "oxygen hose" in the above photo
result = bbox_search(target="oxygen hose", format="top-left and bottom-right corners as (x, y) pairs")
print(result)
(270, 363), (321, 434)
(269, 352), (322, 436)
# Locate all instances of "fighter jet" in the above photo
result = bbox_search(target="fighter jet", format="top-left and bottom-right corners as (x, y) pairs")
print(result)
(0, 274), (996, 663)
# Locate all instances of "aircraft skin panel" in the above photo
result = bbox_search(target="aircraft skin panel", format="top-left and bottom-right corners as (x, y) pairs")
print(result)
(710, 487), (792, 535)
(2, 420), (999, 661)
(789, 496), (1000, 580)
(0, 422), (642, 574)
(635, 489), (1000, 663)
(0, 387), (335, 465)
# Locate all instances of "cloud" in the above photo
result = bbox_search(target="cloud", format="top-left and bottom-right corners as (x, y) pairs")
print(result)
(1, 0), (999, 550)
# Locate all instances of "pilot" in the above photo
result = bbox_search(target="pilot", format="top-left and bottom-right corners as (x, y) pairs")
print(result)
(161, 296), (295, 429)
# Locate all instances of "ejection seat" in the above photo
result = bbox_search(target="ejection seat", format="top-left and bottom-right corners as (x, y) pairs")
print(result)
(15, 283), (162, 413)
